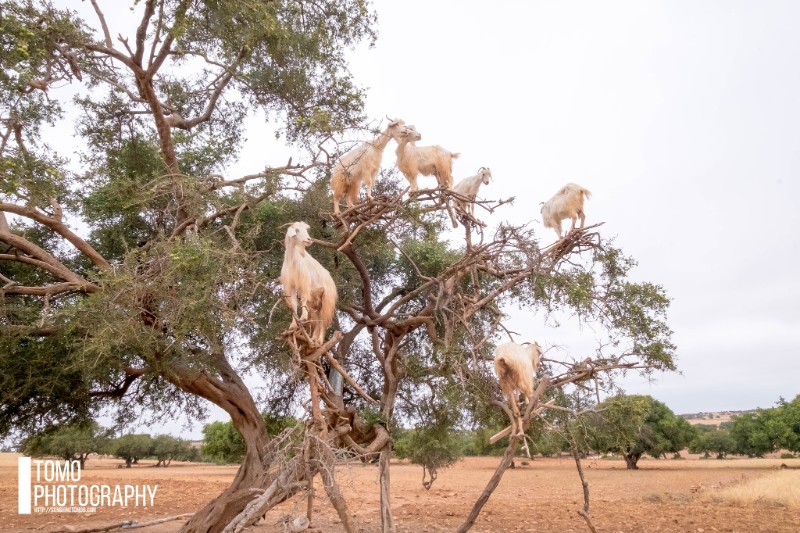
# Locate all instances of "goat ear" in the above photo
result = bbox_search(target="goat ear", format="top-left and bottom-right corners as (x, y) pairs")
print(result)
(286, 227), (297, 238)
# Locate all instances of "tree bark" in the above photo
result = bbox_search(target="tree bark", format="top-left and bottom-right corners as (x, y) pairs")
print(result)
(456, 434), (521, 533)
(175, 365), (273, 533)
(624, 452), (641, 470)
(379, 446), (395, 533)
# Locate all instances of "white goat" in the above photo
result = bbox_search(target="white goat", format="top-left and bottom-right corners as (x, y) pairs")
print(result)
(280, 222), (338, 344)
(452, 167), (492, 216)
(494, 342), (542, 436)
(540, 183), (592, 239)
(394, 125), (460, 192)
(330, 118), (406, 214)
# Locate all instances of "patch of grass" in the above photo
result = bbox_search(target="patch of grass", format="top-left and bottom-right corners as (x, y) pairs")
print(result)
(707, 471), (800, 508)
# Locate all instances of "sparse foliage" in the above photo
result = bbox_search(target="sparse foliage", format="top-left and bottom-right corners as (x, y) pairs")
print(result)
(152, 434), (192, 467)
(107, 434), (154, 468)
(21, 421), (111, 469)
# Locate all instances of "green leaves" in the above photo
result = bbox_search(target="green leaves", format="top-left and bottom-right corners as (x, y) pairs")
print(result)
(728, 396), (800, 457)
(21, 421), (111, 464)
(585, 394), (696, 467)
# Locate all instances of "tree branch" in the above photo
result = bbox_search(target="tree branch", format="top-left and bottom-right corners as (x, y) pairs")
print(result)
(134, 0), (156, 67)
(0, 202), (110, 269)
(89, 0), (113, 48)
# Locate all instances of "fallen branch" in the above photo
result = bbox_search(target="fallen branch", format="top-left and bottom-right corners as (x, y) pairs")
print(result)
(51, 513), (192, 533)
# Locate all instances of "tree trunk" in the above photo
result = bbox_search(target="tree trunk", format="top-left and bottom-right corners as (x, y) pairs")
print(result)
(624, 452), (641, 470)
(456, 434), (520, 533)
(175, 363), (274, 533)
(379, 446), (395, 533)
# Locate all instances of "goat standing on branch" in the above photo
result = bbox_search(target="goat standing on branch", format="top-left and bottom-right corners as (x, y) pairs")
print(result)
(452, 166), (492, 216)
(494, 341), (542, 436)
(280, 222), (337, 345)
(540, 183), (592, 239)
(330, 118), (406, 214)
(395, 124), (460, 192)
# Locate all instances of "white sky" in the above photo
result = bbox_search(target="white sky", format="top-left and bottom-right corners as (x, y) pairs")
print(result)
(37, 1), (800, 438)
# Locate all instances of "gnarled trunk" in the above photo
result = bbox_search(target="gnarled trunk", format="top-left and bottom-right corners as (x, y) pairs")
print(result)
(624, 452), (641, 470)
(172, 360), (273, 533)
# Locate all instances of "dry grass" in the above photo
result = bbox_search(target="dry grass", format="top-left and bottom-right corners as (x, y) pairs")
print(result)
(706, 469), (800, 507)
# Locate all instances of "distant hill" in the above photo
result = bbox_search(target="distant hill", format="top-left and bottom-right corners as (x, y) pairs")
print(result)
(680, 410), (758, 426)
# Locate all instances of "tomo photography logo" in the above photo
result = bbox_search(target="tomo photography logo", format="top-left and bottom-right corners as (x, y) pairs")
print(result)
(18, 457), (158, 514)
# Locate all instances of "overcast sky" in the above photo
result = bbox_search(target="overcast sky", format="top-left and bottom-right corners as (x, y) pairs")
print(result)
(42, 1), (800, 438)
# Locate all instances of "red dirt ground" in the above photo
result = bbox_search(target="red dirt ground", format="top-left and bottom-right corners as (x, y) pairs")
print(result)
(2, 453), (799, 532)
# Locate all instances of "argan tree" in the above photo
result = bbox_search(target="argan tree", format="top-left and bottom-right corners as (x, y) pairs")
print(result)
(1, 0), (376, 530)
(586, 395), (695, 469)
(107, 433), (154, 468)
(1, 2), (677, 532)
(152, 434), (192, 467)
(689, 425), (735, 459)
(21, 421), (111, 469)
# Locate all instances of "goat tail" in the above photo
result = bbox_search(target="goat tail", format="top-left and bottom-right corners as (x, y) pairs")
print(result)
(451, 152), (461, 159)
(581, 187), (592, 200)
(495, 357), (520, 389)
(319, 276), (338, 328)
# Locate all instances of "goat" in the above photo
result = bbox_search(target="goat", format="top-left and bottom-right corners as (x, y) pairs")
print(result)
(280, 222), (337, 344)
(394, 124), (460, 192)
(452, 167), (492, 216)
(540, 183), (592, 239)
(330, 118), (406, 214)
(494, 342), (542, 436)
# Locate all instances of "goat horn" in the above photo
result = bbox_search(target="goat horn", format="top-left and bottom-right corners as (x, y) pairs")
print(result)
(278, 222), (294, 229)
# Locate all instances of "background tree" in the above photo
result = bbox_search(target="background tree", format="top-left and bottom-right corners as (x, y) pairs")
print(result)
(728, 397), (800, 457)
(729, 410), (781, 457)
(775, 396), (800, 454)
(107, 433), (154, 468)
(21, 421), (111, 469)
(200, 421), (246, 465)
(392, 385), (466, 489)
(152, 434), (192, 467)
(201, 414), (299, 464)
(587, 395), (695, 469)
(688, 425), (735, 459)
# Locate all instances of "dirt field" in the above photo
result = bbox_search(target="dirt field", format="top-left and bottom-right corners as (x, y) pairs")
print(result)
(2, 452), (800, 532)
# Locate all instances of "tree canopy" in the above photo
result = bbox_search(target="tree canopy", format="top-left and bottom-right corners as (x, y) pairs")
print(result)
(729, 396), (800, 457)
(586, 395), (695, 469)
(107, 433), (154, 468)
(21, 421), (111, 468)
